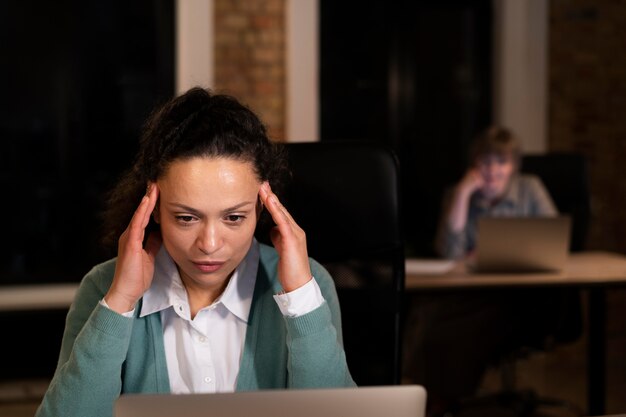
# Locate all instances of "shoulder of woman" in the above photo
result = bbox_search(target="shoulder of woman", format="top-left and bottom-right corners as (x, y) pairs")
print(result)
(308, 257), (333, 283)
(257, 242), (333, 286)
(258, 242), (279, 269)
(80, 257), (118, 294)
(68, 257), (118, 315)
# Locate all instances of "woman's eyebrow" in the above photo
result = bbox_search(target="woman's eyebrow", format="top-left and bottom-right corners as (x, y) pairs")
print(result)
(167, 203), (202, 215)
(166, 201), (255, 214)
(222, 201), (256, 212)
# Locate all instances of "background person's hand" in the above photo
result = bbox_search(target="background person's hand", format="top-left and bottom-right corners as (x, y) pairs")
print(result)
(445, 168), (485, 234)
(457, 168), (484, 196)
(104, 183), (162, 314)
(259, 182), (312, 293)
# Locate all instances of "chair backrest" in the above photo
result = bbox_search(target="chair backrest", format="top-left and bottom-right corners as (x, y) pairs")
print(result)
(257, 141), (405, 385)
(521, 152), (591, 252)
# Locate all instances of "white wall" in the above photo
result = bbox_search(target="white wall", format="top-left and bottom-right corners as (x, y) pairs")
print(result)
(176, 0), (213, 93)
(286, 0), (319, 142)
(492, 0), (548, 152)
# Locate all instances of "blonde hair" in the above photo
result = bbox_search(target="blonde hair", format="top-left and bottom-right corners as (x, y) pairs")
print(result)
(468, 125), (521, 167)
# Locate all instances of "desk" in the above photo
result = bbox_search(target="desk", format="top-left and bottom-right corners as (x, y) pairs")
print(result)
(0, 284), (77, 381)
(0, 283), (78, 311)
(405, 251), (626, 416)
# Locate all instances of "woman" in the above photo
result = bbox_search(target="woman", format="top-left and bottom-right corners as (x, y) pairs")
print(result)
(36, 87), (355, 417)
(404, 126), (559, 416)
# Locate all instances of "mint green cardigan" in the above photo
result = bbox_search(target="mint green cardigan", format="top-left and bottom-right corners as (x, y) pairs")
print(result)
(36, 244), (355, 417)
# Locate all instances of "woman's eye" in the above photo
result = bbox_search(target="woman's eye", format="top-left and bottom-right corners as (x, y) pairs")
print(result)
(175, 215), (196, 224)
(225, 215), (245, 223)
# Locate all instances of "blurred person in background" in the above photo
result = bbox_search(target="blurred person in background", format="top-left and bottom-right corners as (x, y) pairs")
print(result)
(404, 126), (559, 417)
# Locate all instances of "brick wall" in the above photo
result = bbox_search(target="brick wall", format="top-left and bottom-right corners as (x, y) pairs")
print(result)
(214, 0), (286, 141)
(549, 0), (626, 253)
(550, 2), (626, 409)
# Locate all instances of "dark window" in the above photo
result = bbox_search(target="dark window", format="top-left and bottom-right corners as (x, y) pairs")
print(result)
(0, 0), (175, 284)
(320, 1), (492, 256)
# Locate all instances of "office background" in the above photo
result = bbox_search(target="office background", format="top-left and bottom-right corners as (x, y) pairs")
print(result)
(1, 0), (626, 414)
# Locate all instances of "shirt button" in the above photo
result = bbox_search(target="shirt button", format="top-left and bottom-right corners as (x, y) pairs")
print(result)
(199, 336), (207, 343)
(204, 377), (212, 384)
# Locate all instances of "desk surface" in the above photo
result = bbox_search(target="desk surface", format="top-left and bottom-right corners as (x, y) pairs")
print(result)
(406, 251), (626, 290)
(0, 283), (78, 311)
(2, 251), (626, 311)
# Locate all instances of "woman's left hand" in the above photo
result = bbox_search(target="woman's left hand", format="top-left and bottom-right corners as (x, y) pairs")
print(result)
(259, 182), (312, 292)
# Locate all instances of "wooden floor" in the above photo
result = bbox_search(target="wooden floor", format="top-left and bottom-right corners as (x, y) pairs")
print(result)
(439, 288), (626, 417)
(461, 338), (588, 417)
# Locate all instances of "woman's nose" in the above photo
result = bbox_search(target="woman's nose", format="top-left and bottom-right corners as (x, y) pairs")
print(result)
(196, 222), (222, 254)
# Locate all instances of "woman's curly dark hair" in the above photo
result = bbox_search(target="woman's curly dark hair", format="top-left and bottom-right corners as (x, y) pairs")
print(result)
(100, 87), (288, 250)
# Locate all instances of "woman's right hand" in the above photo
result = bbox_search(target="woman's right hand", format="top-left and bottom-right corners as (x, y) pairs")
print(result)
(104, 183), (162, 314)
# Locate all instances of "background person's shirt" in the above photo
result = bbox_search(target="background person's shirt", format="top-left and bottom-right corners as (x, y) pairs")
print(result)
(435, 174), (558, 260)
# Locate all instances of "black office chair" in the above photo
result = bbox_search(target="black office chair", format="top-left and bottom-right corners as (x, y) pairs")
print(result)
(459, 152), (590, 416)
(522, 153), (591, 253)
(256, 141), (405, 386)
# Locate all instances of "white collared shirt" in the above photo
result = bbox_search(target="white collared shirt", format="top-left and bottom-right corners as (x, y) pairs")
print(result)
(101, 239), (324, 393)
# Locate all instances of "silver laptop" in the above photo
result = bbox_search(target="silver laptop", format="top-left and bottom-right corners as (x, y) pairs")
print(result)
(115, 385), (427, 417)
(474, 216), (571, 273)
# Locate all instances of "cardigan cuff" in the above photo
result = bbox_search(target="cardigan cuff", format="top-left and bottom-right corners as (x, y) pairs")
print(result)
(284, 301), (332, 339)
(90, 302), (134, 340)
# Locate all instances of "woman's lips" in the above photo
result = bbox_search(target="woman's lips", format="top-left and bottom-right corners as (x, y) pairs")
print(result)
(193, 261), (225, 273)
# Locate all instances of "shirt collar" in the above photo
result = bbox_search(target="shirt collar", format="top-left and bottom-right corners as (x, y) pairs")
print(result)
(140, 239), (260, 323)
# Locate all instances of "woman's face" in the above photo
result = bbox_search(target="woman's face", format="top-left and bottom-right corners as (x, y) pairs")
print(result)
(475, 152), (515, 200)
(155, 156), (261, 293)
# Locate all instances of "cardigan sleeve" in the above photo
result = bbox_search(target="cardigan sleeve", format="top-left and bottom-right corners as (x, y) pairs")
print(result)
(282, 259), (356, 388)
(35, 262), (134, 417)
